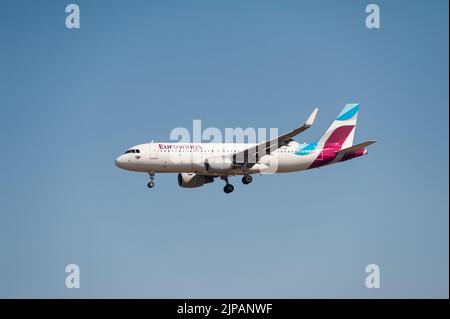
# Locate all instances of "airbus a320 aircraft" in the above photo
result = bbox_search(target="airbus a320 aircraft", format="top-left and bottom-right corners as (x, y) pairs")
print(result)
(115, 104), (375, 193)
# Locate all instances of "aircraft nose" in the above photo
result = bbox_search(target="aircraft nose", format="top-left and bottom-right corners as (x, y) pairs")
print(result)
(115, 155), (127, 169)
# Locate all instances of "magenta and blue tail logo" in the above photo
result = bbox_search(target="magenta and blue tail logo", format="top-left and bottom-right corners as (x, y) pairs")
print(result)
(336, 103), (359, 121)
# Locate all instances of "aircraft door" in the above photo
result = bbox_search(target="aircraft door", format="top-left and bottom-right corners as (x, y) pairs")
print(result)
(150, 142), (159, 159)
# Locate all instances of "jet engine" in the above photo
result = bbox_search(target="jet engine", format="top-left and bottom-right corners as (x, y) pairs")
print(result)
(177, 173), (214, 188)
(204, 157), (234, 173)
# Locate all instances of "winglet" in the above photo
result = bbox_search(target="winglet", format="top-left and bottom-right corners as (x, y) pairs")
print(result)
(305, 108), (319, 128)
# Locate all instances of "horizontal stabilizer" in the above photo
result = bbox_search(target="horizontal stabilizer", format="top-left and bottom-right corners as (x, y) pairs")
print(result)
(337, 140), (376, 155)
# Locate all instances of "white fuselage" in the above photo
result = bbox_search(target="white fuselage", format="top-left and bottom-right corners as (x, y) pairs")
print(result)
(114, 104), (373, 193)
(115, 141), (333, 176)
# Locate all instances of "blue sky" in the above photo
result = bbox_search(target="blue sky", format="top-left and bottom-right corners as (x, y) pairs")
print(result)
(0, 0), (448, 298)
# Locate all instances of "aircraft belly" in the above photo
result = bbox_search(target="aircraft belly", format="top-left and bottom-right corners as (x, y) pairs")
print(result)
(131, 153), (314, 174)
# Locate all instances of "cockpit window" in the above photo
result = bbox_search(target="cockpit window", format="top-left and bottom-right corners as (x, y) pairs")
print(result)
(124, 149), (140, 154)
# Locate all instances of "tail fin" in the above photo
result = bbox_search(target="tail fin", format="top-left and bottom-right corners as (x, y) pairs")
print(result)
(318, 103), (359, 150)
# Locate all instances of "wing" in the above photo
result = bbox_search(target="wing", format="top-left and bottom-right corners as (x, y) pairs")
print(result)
(231, 108), (319, 166)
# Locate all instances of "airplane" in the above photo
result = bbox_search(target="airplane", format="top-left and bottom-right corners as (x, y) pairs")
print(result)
(115, 103), (376, 193)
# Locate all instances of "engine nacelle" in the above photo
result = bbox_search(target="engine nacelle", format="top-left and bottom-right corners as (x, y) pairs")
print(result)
(177, 173), (214, 188)
(204, 157), (234, 173)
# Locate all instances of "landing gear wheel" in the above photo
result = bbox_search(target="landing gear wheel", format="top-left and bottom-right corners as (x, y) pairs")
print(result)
(242, 174), (253, 185)
(223, 184), (234, 194)
(147, 172), (155, 189)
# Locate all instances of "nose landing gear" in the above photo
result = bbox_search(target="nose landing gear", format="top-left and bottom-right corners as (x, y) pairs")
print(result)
(147, 172), (155, 188)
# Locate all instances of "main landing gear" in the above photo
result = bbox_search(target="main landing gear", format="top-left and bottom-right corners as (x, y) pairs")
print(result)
(224, 184), (234, 194)
(221, 176), (234, 194)
(242, 174), (253, 185)
(220, 174), (253, 193)
(147, 172), (155, 188)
